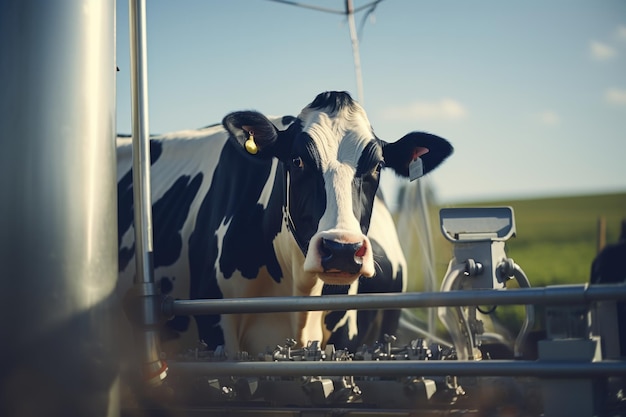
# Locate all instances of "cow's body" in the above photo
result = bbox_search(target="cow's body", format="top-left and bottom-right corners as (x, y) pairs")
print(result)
(117, 91), (452, 356)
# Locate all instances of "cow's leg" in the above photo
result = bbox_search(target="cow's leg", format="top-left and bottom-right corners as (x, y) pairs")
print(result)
(216, 314), (241, 356)
(358, 196), (407, 346)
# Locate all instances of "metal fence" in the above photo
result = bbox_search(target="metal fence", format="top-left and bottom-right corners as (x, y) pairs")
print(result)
(164, 283), (626, 378)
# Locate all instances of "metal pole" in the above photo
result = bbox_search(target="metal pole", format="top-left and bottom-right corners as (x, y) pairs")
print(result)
(166, 283), (626, 316)
(0, 1), (119, 416)
(129, 0), (153, 274)
(169, 359), (626, 378)
(128, 0), (167, 385)
(346, 0), (365, 104)
(416, 180), (437, 334)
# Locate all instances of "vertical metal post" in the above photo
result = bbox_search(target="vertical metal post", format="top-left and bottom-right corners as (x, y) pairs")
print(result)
(346, 0), (365, 105)
(416, 181), (437, 334)
(0, 1), (119, 416)
(129, 0), (153, 274)
(128, 0), (167, 385)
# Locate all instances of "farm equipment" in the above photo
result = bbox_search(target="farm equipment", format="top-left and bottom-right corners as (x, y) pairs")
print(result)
(122, 207), (626, 417)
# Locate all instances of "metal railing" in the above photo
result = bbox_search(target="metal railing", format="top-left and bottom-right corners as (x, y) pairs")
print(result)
(165, 282), (626, 315)
(164, 282), (626, 378)
(169, 358), (626, 378)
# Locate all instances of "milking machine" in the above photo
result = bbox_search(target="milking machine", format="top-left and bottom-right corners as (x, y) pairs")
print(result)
(437, 206), (534, 361)
(122, 207), (626, 417)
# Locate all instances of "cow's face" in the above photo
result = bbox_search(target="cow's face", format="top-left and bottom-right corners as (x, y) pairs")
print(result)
(223, 91), (453, 285)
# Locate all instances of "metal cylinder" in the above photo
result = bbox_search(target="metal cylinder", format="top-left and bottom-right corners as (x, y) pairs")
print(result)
(0, 1), (119, 416)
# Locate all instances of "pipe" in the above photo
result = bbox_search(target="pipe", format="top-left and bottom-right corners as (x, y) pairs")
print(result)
(165, 283), (626, 316)
(168, 359), (626, 378)
(506, 261), (535, 358)
(437, 262), (476, 360)
(128, 0), (167, 385)
(398, 311), (453, 348)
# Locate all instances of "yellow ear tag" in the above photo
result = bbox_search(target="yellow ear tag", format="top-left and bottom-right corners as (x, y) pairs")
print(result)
(245, 133), (258, 155)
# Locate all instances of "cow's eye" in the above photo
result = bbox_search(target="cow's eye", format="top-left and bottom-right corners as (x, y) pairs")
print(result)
(292, 156), (304, 169)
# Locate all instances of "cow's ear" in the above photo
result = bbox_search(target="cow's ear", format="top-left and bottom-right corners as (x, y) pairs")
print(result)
(381, 132), (453, 180)
(223, 111), (280, 160)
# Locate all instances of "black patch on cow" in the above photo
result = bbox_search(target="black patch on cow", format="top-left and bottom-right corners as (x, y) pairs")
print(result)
(160, 277), (174, 295)
(152, 173), (202, 268)
(309, 91), (356, 114)
(590, 229), (626, 356)
(381, 132), (453, 178)
(287, 133), (326, 254)
(164, 314), (191, 335)
(281, 115), (297, 126)
(188, 140), (284, 349)
(355, 141), (382, 177)
(322, 285), (351, 347)
(358, 238), (404, 344)
(349, 142), (384, 240)
(117, 168), (137, 271)
(322, 284), (351, 295)
(117, 140), (164, 272)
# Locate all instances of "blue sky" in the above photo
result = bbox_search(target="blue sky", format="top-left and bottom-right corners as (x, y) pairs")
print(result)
(116, 0), (626, 205)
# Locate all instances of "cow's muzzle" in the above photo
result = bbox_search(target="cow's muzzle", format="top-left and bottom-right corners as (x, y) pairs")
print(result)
(320, 238), (366, 274)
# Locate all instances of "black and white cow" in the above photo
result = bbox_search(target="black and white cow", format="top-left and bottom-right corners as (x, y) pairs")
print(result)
(117, 91), (453, 356)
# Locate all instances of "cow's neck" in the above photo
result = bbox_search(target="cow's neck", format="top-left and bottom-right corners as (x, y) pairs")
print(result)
(274, 215), (327, 346)
(271, 164), (330, 346)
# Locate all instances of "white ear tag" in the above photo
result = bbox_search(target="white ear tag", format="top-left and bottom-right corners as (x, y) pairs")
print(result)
(409, 157), (424, 181)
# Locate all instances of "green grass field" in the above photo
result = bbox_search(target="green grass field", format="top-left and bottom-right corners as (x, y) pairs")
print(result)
(398, 190), (626, 338)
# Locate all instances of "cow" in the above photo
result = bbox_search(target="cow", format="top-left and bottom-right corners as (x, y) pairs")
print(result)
(590, 220), (626, 358)
(117, 91), (453, 357)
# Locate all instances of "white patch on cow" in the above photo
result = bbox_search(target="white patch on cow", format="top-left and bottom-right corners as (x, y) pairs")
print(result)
(319, 162), (359, 232)
(257, 159), (278, 209)
(119, 228), (135, 258)
(329, 282), (360, 339)
(214, 216), (231, 276)
(150, 133), (224, 204)
(217, 265), (292, 355)
(299, 109), (373, 173)
(367, 195), (407, 291)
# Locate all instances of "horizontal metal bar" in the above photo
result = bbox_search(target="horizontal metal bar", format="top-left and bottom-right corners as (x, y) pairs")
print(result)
(168, 359), (626, 378)
(165, 283), (626, 316)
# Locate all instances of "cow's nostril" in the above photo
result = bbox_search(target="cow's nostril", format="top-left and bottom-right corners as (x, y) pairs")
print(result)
(320, 241), (332, 261)
(355, 243), (366, 258)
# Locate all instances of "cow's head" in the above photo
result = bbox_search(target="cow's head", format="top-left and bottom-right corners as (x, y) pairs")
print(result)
(223, 91), (452, 285)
